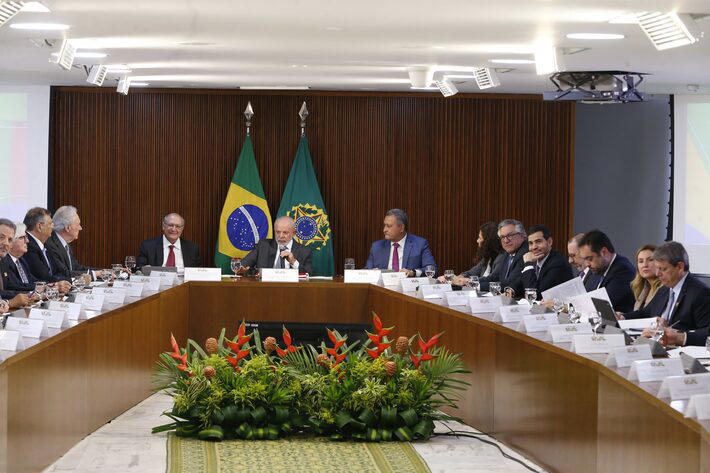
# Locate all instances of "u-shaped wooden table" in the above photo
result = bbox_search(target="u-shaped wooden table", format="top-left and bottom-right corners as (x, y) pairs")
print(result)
(1, 280), (708, 473)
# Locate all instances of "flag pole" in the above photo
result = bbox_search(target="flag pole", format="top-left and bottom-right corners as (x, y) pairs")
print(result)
(299, 101), (308, 136)
(244, 101), (254, 136)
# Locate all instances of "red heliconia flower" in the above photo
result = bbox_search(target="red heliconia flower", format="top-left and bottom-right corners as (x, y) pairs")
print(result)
(275, 346), (286, 357)
(237, 320), (253, 346)
(367, 348), (381, 359)
(327, 329), (345, 350)
(366, 313), (395, 359)
(410, 353), (420, 369)
(424, 332), (443, 350)
(409, 332), (442, 368)
(169, 333), (188, 372)
(325, 328), (348, 366)
(281, 326), (301, 353)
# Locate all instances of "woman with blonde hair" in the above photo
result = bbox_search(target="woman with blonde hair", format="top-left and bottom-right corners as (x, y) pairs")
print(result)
(631, 244), (662, 310)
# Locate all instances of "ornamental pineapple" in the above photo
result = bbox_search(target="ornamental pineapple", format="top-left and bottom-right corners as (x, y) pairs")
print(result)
(395, 336), (409, 355)
(203, 366), (216, 378)
(205, 338), (218, 354)
(317, 353), (330, 368)
(385, 360), (396, 377)
(263, 336), (277, 354)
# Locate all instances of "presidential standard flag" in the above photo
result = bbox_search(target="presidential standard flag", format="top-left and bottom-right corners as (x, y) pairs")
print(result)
(277, 136), (334, 276)
(215, 135), (273, 273)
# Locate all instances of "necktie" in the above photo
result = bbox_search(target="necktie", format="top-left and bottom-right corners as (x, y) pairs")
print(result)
(663, 290), (676, 322)
(392, 242), (400, 272)
(504, 255), (514, 279)
(64, 244), (73, 271)
(42, 248), (53, 272)
(0, 268), (4, 290)
(535, 263), (541, 277)
(16, 260), (29, 284)
(166, 245), (176, 267)
(275, 246), (287, 269)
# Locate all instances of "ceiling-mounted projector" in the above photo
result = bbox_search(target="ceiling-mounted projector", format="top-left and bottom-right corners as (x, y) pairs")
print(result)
(543, 71), (647, 103)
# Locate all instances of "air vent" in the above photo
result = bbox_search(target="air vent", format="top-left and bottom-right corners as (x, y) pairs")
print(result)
(433, 79), (458, 97)
(117, 76), (130, 95)
(636, 12), (699, 50)
(53, 39), (76, 70)
(0, 1), (23, 28)
(473, 68), (500, 89)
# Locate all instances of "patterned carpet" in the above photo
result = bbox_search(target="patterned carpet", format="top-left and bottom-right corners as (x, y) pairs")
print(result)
(167, 434), (431, 473)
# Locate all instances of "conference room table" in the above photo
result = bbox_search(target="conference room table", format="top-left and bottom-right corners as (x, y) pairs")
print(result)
(1, 277), (709, 473)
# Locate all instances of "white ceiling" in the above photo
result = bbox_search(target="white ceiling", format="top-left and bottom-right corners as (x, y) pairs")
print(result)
(1, 0), (710, 94)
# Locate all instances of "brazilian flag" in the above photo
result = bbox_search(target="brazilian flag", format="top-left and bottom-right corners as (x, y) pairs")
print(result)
(277, 136), (334, 276)
(215, 135), (272, 273)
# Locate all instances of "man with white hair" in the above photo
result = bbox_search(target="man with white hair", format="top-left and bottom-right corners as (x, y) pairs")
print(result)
(45, 205), (93, 279)
(0, 218), (33, 311)
(241, 216), (313, 275)
(137, 213), (201, 270)
(477, 218), (529, 297)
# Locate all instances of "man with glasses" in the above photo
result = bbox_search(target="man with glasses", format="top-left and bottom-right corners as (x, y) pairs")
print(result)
(137, 213), (200, 270)
(0, 218), (38, 310)
(478, 219), (529, 297)
(21, 207), (70, 284)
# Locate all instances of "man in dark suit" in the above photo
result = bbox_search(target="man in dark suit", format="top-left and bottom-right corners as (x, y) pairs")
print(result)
(241, 216), (313, 274)
(479, 219), (529, 297)
(364, 209), (436, 277)
(520, 225), (573, 300)
(0, 218), (32, 310)
(567, 233), (601, 290)
(21, 207), (71, 284)
(137, 213), (200, 270)
(45, 206), (95, 281)
(4, 223), (38, 292)
(578, 230), (635, 312)
(624, 241), (710, 335)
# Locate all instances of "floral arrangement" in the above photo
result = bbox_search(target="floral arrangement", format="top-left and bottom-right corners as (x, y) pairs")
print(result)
(152, 313), (469, 442)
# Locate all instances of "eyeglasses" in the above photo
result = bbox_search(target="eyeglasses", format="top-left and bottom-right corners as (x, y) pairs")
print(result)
(164, 224), (184, 229)
(499, 232), (521, 241)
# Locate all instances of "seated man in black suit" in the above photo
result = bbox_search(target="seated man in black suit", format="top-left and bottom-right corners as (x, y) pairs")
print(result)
(578, 230), (635, 312)
(21, 207), (71, 284)
(0, 218), (33, 310)
(4, 223), (37, 292)
(137, 213), (200, 270)
(241, 216), (313, 275)
(567, 233), (601, 291)
(45, 205), (96, 282)
(520, 225), (573, 300)
(478, 219), (529, 297)
(623, 241), (710, 334)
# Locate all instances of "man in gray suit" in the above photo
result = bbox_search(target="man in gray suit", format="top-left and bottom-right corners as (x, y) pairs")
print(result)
(45, 206), (95, 282)
(241, 216), (313, 275)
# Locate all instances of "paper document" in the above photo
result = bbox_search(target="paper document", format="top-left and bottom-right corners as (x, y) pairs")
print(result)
(668, 346), (710, 359)
(541, 277), (586, 302)
(618, 317), (656, 331)
(568, 287), (611, 315)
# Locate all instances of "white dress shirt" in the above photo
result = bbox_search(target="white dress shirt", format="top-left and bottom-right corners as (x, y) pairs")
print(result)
(597, 253), (617, 289)
(162, 236), (185, 269)
(272, 240), (299, 269)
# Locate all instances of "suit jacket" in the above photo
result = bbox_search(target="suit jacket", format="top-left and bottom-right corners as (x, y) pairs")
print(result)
(0, 257), (18, 299)
(241, 239), (313, 275)
(594, 254), (636, 313)
(624, 273), (710, 332)
(364, 233), (436, 275)
(136, 236), (201, 269)
(21, 233), (69, 283)
(479, 242), (529, 297)
(45, 232), (89, 278)
(582, 269), (602, 292)
(3, 254), (37, 292)
(520, 250), (574, 300)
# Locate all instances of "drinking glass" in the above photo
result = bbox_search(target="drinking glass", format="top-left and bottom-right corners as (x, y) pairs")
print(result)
(489, 282), (501, 296)
(34, 281), (47, 300)
(46, 285), (58, 301)
(100, 270), (112, 284)
(468, 276), (481, 294)
(125, 256), (136, 273)
(424, 265), (435, 279)
(112, 264), (123, 280)
(73, 276), (86, 292)
(230, 258), (242, 277)
(552, 298), (564, 315)
(524, 288), (537, 305)
(568, 304), (581, 323)
(589, 310), (602, 332)
(344, 258), (355, 270)
(650, 318), (665, 342)
(443, 269), (455, 283)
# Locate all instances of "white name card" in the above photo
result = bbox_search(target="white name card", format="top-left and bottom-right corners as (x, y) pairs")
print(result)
(112, 281), (145, 297)
(571, 334), (626, 354)
(628, 358), (685, 382)
(400, 277), (431, 293)
(419, 284), (452, 299)
(684, 393), (710, 420)
(380, 272), (406, 287)
(658, 373), (710, 400)
(261, 268), (299, 282)
(470, 296), (503, 314)
(444, 291), (471, 307)
(344, 269), (381, 284)
(152, 271), (177, 286)
(617, 317), (656, 331)
(545, 323), (594, 343)
(494, 305), (532, 323)
(516, 313), (558, 333)
(29, 308), (67, 329)
(605, 344), (653, 368)
(74, 293), (105, 311)
(4, 317), (47, 338)
(184, 267), (222, 282)
(130, 275), (162, 291)
(48, 301), (83, 321)
(0, 330), (23, 351)
(92, 287), (127, 304)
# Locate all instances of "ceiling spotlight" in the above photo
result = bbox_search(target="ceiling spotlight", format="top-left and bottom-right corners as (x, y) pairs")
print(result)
(407, 66), (434, 88)
(473, 67), (500, 89)
(9, 22), (69, 30)
(636, 12), (699, 50)
(117, 76), (130, 95)
(1, 1), (23, 28)
(52, 39), (76, 70)
(534, 46), (564, 75)
(86, 65), (108, 86)
(21, 1), (50, 12)
(434, 79), (458, 97)
(566, 33), (625, 40)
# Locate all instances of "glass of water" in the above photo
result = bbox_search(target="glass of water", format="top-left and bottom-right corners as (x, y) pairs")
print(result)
(424, 265), (435, 279)
(489, 282), (501, 296)
(34, 281), (47, 300)
(589, 310), (602, 332)
(112, 264), (123, 280)
(230, 258), (242, 277)
(552, 298), (564, 315)
(524, 288), (537, 305)
(443, 269), (455, 283)
(73, 276), (86, 292)
(344, 258), (355, 270)
(568, 303), (581, 323)
(468, 276), (480, 294)
(125, 256), (136, 273)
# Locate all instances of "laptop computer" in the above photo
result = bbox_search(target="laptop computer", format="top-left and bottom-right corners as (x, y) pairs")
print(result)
(592, 297), (619, 328)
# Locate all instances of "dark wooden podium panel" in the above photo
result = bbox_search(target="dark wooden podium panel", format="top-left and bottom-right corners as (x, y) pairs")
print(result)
(1, 281), (708, 473)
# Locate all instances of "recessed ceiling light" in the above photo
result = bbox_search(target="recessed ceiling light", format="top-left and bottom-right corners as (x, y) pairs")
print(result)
(322, 26), (342, 31)
(9, 22), (69, 30)
(566, 33), (625, 40)
(105, 65), (132, 73)
(177, 41), (216, 46)
(21, 2), (50, 13)
(51, 51), (108, 59)
(131, 82), (149, 86)
(239, 86), (310, 90)
(490, 59), (536, 64)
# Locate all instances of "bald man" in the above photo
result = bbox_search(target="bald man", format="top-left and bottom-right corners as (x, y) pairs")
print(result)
(241, 216), (313, 275)
(137, 213), (201, 270)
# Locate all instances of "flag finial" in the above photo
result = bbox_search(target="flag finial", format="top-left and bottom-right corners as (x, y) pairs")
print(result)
(299, 101), (308, 135)
(244, 102), (254, 135)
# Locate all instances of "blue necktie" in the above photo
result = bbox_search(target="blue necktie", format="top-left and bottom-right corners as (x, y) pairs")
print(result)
(663, 290), (676, 322)
(505, 255), (514, 279)
(16, 260), (29, 284)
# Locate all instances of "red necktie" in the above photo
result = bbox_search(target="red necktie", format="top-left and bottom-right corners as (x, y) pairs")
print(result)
(166, 245), (176, 267)
(392, 242), (400, 272)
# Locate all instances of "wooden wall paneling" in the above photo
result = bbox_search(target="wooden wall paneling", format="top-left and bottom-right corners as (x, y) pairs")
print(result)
(50, 89), (574, 276)
(159, 283), (190, 348)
